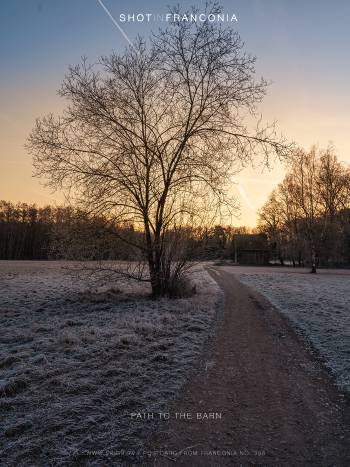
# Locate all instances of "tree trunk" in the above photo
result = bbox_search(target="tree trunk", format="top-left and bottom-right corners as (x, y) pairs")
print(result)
(149, 257), (163, 298)
(144, 220), (166, 298)
(310, 245), (317, 273)
(298, 252), (303, 267)
(149, 256), (169, 298)
(150, 277), (162, 297)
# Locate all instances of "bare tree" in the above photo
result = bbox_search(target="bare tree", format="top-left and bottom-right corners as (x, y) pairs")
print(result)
(278, 175), (307, 267)
(259, 145), (350, 272)
(27, 3), (289, 297)
(257, 190), (285, 264)
(317, 146), (350, 220)
(283, 148), (320, 272)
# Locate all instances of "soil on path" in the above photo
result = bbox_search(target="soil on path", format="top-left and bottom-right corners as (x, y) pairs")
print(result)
(146, 268), (350, 466)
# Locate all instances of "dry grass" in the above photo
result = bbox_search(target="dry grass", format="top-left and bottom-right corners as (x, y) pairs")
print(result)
(0, 262), (222, 466)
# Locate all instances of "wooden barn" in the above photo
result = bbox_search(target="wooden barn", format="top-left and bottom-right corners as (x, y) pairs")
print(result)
(232, 233), (270, 265)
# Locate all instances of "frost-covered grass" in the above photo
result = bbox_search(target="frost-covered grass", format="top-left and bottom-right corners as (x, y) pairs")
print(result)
(238, 272), (350, 392)
(0, 261), (222, 466)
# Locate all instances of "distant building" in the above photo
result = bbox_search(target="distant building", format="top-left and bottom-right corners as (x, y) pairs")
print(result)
(232, 233), (269, 265)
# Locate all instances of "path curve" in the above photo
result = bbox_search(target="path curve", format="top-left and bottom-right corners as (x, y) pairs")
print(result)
(147, 268), (350, 466)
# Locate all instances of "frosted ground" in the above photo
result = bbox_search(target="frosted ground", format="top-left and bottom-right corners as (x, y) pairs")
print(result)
(237, 271), (350, 392)
(0, 261), (222, 466)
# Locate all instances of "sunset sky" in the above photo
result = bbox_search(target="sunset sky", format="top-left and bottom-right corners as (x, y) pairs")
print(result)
(1, 0), (350, 226)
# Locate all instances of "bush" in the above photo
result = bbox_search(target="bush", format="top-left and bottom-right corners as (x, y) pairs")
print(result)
(167, 274), (196, 298)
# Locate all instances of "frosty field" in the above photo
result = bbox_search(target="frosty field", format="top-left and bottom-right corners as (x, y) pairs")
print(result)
(237, 271), (350, 393)
(0, 261), (222, 466)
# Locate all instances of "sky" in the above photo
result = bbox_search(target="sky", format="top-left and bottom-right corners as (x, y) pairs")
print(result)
(1, 0), (350, 226)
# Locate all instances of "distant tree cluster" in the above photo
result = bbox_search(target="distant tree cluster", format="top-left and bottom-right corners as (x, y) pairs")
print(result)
(0, 201), (53, 259)
(258, 146), (350, 271)
(0, 202), (140, 261)
(187, 225), (251, 260)
(0, 200), (250, 261)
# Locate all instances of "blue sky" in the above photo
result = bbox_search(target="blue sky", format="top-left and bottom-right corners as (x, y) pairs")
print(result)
(1, 0), (350, 225)
(2, 0), (349, 83)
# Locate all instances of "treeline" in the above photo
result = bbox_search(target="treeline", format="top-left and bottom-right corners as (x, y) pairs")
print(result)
(0, 201), (249, 260)
(0, 202), (142, 260)
(258, 146), (350, 270)
(0, 201), (53, 259)
(4, 145), (350, 270)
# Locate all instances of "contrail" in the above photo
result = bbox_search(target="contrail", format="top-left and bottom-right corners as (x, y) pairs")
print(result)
(236, 183), (257, 211)
(96, 0), (135, 49)
(232, 176), (280, 211)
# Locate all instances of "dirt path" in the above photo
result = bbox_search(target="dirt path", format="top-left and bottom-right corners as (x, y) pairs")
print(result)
(147, 268), (350, 466)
